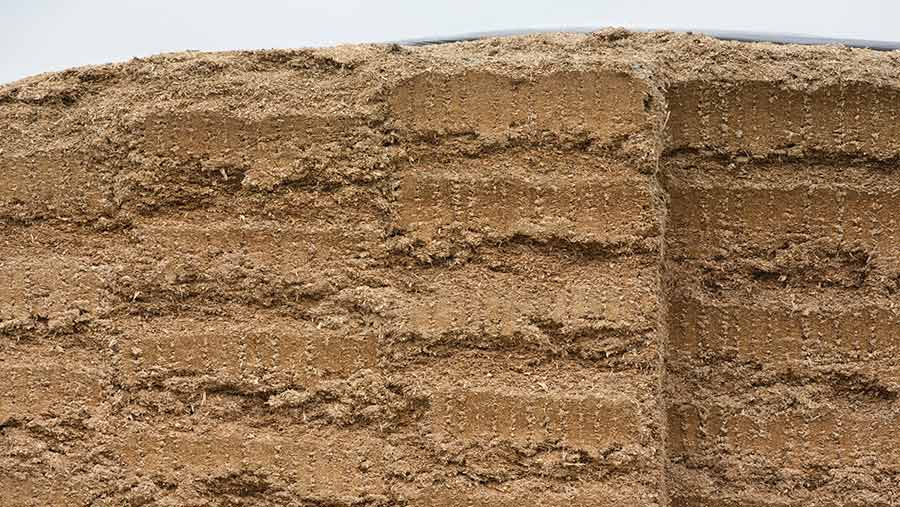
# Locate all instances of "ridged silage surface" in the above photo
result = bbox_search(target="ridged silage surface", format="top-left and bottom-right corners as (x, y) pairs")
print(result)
(2, 29), (900, 506)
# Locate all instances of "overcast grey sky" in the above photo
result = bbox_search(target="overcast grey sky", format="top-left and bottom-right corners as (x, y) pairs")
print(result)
(2, 0), (900, 84)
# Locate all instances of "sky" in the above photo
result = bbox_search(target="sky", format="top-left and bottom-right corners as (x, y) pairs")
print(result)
(2, 0), (900, 84)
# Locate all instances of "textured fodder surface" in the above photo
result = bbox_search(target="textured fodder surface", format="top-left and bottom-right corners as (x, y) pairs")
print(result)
(664, 77), (900, 507)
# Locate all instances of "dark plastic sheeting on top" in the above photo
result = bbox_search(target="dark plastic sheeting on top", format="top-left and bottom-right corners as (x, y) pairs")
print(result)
(396, 27), (900, 51)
